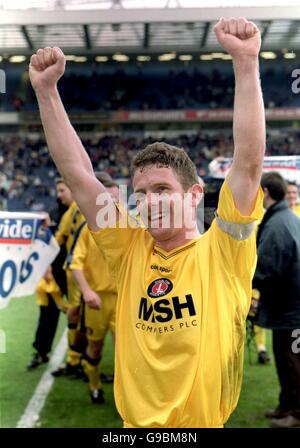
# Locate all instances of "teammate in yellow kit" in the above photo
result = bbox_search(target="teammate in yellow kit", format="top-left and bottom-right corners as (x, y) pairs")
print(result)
(69, 174), (118, 403)
(250, 289), (271, 365)
(53, 179), (87, 375)
(30, 17), (265, 427)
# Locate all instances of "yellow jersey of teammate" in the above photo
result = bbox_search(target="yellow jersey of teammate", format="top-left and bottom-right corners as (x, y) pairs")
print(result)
(55, 200), (86, 307)
(69, 224), (117, 340)
(292, 203), (300, 218)
(55, 201), (85, 253)
(90, 179), (263, 428)
(69, 224), (116, 294)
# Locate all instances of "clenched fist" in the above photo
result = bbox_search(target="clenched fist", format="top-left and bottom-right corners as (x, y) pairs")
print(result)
(83, 289), (102, 310)
(214, 17), (261, 60)
(29, 46), (66, 92)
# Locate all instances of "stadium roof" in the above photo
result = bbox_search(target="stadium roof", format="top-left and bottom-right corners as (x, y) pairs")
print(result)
(1, 1), (300, 55)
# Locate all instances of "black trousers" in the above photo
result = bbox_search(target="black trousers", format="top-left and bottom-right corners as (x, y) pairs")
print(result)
(273, 329), (300, 418)
(33, 294), (60, 357)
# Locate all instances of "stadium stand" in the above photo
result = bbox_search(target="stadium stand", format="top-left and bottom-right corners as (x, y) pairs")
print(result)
(1, 62), (300, 112)
(2, 129), (300, 211)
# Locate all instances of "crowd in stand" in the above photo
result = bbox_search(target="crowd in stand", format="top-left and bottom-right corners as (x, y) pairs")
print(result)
(2, 64), (299, 112)
(1, 129), (300, 210)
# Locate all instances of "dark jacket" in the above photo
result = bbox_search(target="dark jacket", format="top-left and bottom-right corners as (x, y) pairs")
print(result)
(253, 200), (300, 329)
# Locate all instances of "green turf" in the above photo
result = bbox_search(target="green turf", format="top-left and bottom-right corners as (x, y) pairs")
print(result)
(39, 332), (122, 428)
(1, 294), (280, 428)
(0, 294), (65, 428)
(227, 332), (279, 428)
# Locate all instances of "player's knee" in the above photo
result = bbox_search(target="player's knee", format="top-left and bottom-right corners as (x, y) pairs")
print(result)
(67, 306), (80, 322)
(87, 339), (103, 359)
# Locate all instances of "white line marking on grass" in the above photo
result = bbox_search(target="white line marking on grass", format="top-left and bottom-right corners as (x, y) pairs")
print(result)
(16, 329), (68, 428)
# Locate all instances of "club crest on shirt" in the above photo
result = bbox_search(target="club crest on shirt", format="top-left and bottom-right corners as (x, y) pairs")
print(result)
(147, 278), (173, 298)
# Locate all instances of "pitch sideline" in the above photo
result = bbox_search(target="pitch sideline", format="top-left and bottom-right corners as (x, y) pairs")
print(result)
(16, 329), (68, 428)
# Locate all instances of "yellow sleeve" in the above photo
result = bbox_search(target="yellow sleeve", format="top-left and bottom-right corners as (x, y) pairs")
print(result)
(210, 179), (264, 279)
(216, 179), (264, 224)
(36, 278), (49, 306)
(45, 274), (61, 294)
(69, 225), (89, 271)
(89, 205), (141, 278)
(52, 291), (68, 312)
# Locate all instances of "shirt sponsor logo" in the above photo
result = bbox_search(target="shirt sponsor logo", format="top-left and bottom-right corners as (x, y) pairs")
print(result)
(138, 294), (196, 323)
(147, 278), (173, 298)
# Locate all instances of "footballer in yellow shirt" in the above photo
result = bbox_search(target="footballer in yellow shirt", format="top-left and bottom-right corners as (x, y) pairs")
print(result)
(68, 172), (119, 401)
(54, 180), (86, 372)
(29, 16), (265, 428)
(55, 182), (86, 309)
(91, 178), (263, 427)
(69, 223), (117, 403)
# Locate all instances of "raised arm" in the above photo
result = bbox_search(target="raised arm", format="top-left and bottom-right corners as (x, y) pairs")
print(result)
(214, 18), (265, 215)
(29, 47), (116, 231)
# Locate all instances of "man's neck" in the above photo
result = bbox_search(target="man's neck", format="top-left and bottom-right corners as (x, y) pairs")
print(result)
(265, 198), (277, 210)
(154, 226), (201, 252)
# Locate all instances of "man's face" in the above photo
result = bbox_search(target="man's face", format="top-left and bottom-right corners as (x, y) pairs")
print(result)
(56, 182), (73, 206)
(286, 185), (299, 208)
(132, 165), (200, 241)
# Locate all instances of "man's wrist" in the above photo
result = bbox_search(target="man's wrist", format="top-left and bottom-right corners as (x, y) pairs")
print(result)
(82, 287), (91, 297)
(35, 84), (59, 100)
(232, 54), (259, 71)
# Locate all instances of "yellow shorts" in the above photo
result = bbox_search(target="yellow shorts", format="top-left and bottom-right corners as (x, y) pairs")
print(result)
(66, 269), (82, 308)
(85, 291), (117, 341)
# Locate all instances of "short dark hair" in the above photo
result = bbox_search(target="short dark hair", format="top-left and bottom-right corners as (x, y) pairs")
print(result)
(55, 177), (65, 185)
(287, 181), (298, 188)
(261, 172), (287, 201)
(94, 171), (117, 188)
(131, 142), (199, 191)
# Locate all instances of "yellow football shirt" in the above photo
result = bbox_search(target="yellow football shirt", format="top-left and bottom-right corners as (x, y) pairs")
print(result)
(55, 201), (86, 306)
(90, 180), (263, 428)
(69, 224), (116, 294)
(55, 201), (85, 253)
(292, 203), (300, 217)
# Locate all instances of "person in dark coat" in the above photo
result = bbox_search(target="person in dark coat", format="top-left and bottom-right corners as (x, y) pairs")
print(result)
(27, 188), (69, 369)
(252, 171), (300, 428)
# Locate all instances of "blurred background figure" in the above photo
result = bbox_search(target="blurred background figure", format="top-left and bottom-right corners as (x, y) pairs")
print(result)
(27, 195), (68, 370)
(27, 265), (67, 369)
(51, 179), (87, 378)
(252, 172), (300, 428)
(286, 181), (300, 217)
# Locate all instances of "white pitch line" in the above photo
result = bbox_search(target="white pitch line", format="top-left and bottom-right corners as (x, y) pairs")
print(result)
(16, 329), (68, 428)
